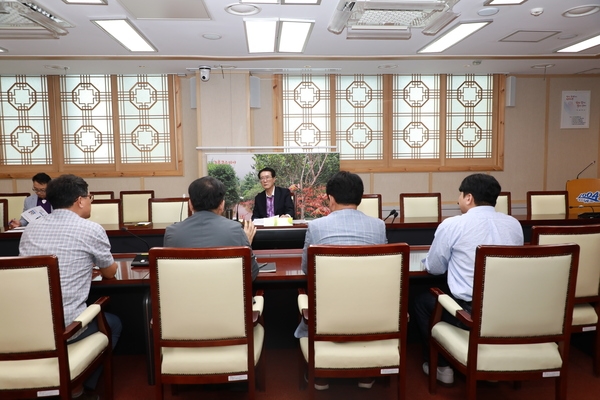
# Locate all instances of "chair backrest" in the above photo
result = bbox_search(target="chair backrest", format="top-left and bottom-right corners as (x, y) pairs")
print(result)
(527, 190), (568, 218)
(0, 255), (64, 361)
(470, 244), (579, 343)
(0, 199), (7, 230)
(0, 192), (30, 221)
(494, 191), (511, 215)
(120, 190), (154, 223)
(307, 243), (409, 338)
(356, 194), (382, 219)
(90, 191), (114, 200)
(149, 197), (191, 224)
(149, 246), (254, 344)
(531, 224), (600, 299)
(89, 199), (121, 225)
(399, 193), (441, 219)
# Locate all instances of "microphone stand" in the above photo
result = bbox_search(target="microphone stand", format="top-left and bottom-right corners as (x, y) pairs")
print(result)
(121, 227), (151, 266)
(390, 211), (399, 224)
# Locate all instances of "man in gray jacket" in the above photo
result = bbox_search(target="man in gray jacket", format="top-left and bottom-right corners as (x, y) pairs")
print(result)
(163, 176), (260, 280)
(9, 172), (53, 228)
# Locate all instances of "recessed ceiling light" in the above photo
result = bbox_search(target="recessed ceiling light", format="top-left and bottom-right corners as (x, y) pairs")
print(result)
(44, 65), (69, 70)
(531, 64), (554, 69)
(484, 0), (527, 5)
(217, 64), (236, 69)
(202, 33), (222, 40)
(0, 47), (7, 53)
(225, 3), (261, 16)
(478, 7), (499, 16)
(557, 33), (578, 40)
(562, 5), (600, 18)
(378, 64), (398, 69)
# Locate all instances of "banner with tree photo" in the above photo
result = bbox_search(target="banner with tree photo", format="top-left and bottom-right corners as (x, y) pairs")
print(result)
(207, 152), (340, 220)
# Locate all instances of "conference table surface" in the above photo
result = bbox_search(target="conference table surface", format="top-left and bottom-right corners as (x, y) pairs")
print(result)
(93, 246), (431, 286)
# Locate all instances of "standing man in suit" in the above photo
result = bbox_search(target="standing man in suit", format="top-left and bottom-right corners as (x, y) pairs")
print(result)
(164, 176), (260, 281)
(9, 172), (53, 228)
(251, 167), (295, 220)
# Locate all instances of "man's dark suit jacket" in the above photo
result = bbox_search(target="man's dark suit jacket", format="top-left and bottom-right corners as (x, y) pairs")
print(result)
(252, 186), (295, 220)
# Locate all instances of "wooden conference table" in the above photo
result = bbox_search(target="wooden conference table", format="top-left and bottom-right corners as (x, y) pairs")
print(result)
(3, 213), (600, 257)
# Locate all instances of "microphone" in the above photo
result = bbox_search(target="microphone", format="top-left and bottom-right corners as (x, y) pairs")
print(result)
(570, 205), (600, 219)
(179, 194), (186, 222)
(121, 227), (151, 266)
(383, 209), (397, 221)
(390, 210), (399, 224)
(577, 160), (596, 179)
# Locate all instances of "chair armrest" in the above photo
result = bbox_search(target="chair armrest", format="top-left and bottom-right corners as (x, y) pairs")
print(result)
(297, 294), (308, 314)
(437, 294), (463, 317)
(253, 290), (265, 325)
(64, 296), (111, 340)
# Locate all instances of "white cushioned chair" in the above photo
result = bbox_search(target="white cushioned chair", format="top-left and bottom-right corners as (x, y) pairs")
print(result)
(531, 224), (600, 376)
(90, 191), (114, 200)
(0, 192), (30, 222)
(89, 199), (121, 225)
(149, 247), (265, 400)
(527, 190), (568, 218)
(400, 192), (441, 220)
(0, 255), (113, 400)
(119, 190), (154, 223)
(0, 199), (7, 230)
(298, 243), (410, 399)
(356, 194), (382, 219)
(428, 244), (580, 400)
(494, 191), (511, 215)
(149, 197), (191, 224)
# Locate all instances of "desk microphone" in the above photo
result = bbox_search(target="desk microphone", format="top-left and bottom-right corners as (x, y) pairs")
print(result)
(570, 205), (600, 219)
(390, 210), (399, 224)
(120, 227), (151, 266)
(576, 160), (596, 179)
(383, 209), (397, 221)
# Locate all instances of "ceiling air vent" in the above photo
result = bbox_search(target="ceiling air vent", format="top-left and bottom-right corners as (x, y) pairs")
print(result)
(328, 0), (460, 40)
(0, 0), (73, 39)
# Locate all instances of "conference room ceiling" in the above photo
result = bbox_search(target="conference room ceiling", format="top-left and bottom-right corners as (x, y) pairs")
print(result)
(0, 0), (598, 76)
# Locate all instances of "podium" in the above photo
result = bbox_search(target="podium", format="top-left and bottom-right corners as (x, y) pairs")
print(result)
(566, 179), (600, 215)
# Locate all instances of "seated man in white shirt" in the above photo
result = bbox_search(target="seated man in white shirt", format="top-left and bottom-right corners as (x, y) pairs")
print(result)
(413, 173), (524, 386)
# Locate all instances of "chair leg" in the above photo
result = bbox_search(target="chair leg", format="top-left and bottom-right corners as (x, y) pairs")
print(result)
(466, 375), (477, 400)
(155, 381), (163, 400)
(594, 328), (600, 377)
(298, 348), (307, 390)
(556, 376), (568, 400)
(256, 353), (266, 392)
(428, 344), (438, 394)
(247, 370), (256, 400)
(104, 352), (113, 400)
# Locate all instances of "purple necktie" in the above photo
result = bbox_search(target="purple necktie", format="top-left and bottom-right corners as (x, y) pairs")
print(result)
(266, 195), (274, 217)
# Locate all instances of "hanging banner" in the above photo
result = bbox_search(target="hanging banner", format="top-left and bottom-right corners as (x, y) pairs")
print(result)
(561, 90), (590, 129)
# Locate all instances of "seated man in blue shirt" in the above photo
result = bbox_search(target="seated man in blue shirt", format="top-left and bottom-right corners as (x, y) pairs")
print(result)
(413, 173), (524, 386)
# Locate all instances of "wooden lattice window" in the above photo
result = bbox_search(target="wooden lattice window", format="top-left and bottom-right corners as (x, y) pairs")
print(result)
(279, 74), (504, 172)
(0, 74), (182, 178)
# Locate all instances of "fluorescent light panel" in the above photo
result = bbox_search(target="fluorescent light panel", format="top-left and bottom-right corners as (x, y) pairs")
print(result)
(63, 0), (107, 4)
(0, 47), (7, 52)
(419, 21), (491, 53)
(557, 33), (600, 53)
(92, 19), (156, 52)
(245, 19), (312, 53)
(239, 0), (321, 3)
(484, 0), (527, 5)
(279, 20), (314, 52)
(347, 25), (411, 40)
(245, 19), (278, 53)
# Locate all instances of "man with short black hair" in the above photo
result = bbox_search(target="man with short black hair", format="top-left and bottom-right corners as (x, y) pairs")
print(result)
(19, 174), (121, 400)
(252, 167), (295, 220)
(9, 172), (53, 228)
(164, 176), (260, 280)
(414, 173), (523, 386)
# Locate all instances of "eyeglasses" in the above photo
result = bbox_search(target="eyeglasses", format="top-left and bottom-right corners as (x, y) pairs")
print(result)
(259, 176), (273, 182)
(81, 194), (94, 202)
(32, 187), (46, 193)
